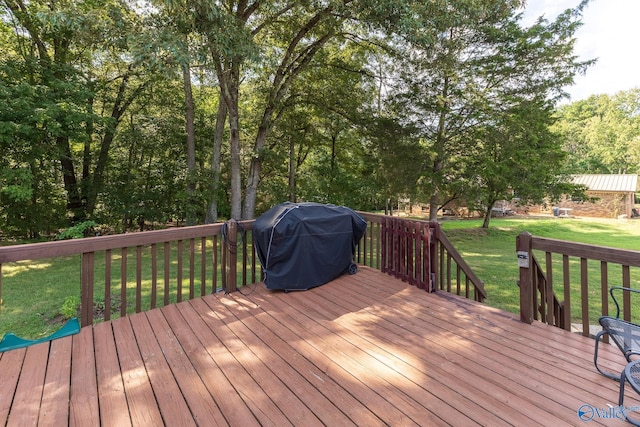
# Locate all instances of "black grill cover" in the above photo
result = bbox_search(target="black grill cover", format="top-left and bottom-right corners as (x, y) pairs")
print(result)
(253, 202), (367, 291)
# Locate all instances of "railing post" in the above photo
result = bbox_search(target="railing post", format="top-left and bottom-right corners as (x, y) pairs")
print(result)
(224, 220), (238, 293)
(517, 232), (534, 324)
(381, 216), (389, 274)
(81, 252), (95, 327)
(429, 221), (439, 292)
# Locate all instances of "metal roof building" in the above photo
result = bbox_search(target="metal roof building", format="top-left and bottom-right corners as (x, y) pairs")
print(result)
(565, 174), (638, 218)
(572, 174), (638, 193)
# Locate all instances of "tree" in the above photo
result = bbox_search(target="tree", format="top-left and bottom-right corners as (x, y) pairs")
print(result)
(387, 0), (592, 224)
(0, 0), (604, 237)
(170, 0), (464, 219)
(1, 0), (157, 223)
(464, 4), (594, 228)
(262, 39), (379, 209)
(554, 89), (640, 174)
(467, 100), (582, 228)
(97, 77), (188, 230)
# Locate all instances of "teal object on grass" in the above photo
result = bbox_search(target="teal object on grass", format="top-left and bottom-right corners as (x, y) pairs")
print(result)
(0, 317), (80, 352)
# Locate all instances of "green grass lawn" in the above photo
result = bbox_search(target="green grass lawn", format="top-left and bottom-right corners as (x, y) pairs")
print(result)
(2, 215), (640, 339)
(1, 255), (83, 340)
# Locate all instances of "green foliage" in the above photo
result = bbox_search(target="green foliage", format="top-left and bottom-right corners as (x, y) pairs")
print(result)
(0, 0), (604, 235)
(385, 0), (590, 224)
(0, 168), (33, 202)
(60, 296), (80, 319)
(56, 221), (98, 240)
(554, 89), (640, 174)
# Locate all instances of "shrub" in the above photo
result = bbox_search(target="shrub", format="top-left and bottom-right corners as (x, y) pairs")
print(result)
(56, 220), (98, 240)
(61, 296), (80, 319)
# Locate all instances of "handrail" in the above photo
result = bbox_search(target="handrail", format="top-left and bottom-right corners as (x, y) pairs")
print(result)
(0, 223), (221, 262)
(525, 248), (565, 328)
(517, 231), (640, 335)
(0, 213), (485, 329)
(431, 223), (487, 301)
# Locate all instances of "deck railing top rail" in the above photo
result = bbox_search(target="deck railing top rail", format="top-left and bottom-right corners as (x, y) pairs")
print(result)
(0, 223), (233, 263)
(529, 234), (640, 267)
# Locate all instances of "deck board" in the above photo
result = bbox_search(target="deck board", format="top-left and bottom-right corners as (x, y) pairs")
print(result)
(40, 336), (72, 424)
(0, 266), (637, 426)
(162, 302), (259, 426)
(112, 316), (165, 426)
(70, 325), (100, 427)
(92, 320), (130, 427)
(327, 275), (581, 425)
(144, 308), (226, 426)
(304, 282), (537, 426)
(0, 347), (25, 425)
(218, 292), (385, 427)
(207, 297), (345, 427)
(129, 312), (196, 427)
(9, 342), (48, 427)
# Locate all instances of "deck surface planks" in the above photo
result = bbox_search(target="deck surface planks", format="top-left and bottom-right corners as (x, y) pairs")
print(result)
(0, 266), (637, 426)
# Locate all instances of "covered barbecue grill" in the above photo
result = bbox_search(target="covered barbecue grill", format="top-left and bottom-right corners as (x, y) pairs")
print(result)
(253, 202), (367, 291)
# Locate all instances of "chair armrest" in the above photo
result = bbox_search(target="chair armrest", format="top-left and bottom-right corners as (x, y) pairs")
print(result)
(594, 326), (621, 380)
(599, 316), (640, 355)
(597, 315), (640, 381)
(610, 287), (640, 319)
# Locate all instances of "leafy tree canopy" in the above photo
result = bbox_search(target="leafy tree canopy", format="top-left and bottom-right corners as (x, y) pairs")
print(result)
(0, 0), (599, 236)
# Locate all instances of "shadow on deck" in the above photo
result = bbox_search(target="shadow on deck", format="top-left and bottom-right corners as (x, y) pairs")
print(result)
(0, 266), (635, 426)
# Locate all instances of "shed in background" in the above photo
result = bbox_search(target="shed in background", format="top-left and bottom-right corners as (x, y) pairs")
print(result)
(554, 174), (638, 218)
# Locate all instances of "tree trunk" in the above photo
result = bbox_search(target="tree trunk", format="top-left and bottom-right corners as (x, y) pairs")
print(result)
(214, 54), (242, 220)
(288, 138), (296, 202)
(241, 15), (337, 220)
(482, 203), (495, 229)
(428, 75), (450, 222)
(183, 63), (197, 225)
(242, 124), (269, 219)
(428, 196), (439, 222)
(205, 97), (226, 223)
(82, 90), (94, 211)
(229, 112), (242, 220)
(86, 68), (147, 217)
(56, 135), (84, 220)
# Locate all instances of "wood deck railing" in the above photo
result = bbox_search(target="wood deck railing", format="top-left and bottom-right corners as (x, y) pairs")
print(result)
(356, 213), (486, 301)
(517, 231), (640, 336)
(0, 222), (257, 327)
(0, 213), (485, 327)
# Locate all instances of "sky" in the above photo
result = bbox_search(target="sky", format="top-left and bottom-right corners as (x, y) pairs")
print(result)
(522, 0), (640, 103)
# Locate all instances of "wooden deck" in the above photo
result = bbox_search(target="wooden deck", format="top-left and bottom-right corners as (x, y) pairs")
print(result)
(0, 266), (636, 426)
